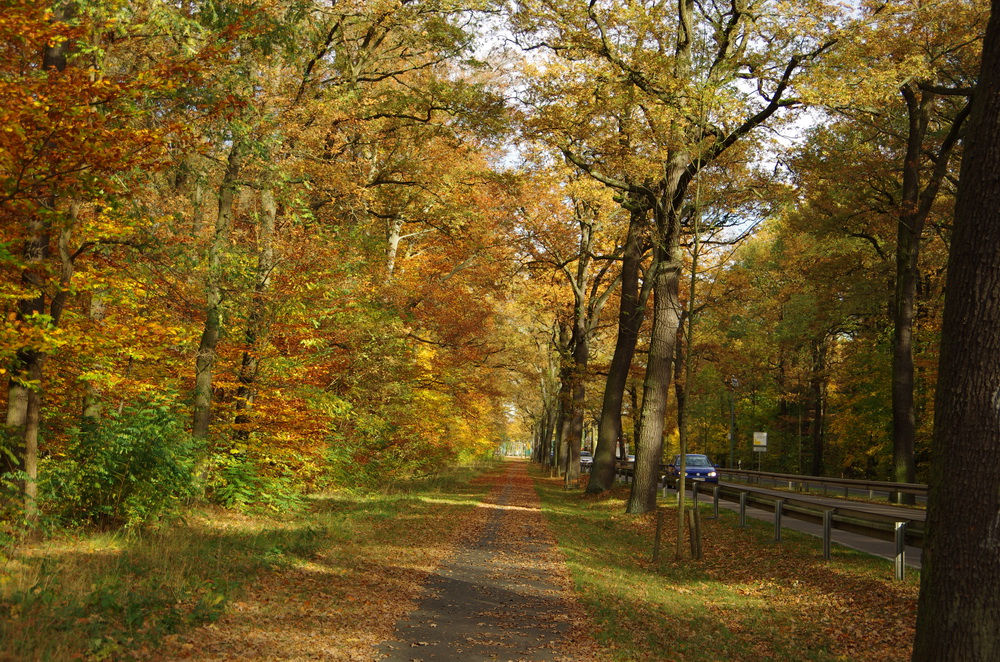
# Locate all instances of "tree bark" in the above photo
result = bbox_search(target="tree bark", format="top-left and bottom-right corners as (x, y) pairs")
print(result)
(913, 7), (1000, 657)
(234, 189), (276, 437)
(589, 203), (649, 493)
(553, 317), (573, 477)
(193, 141), (242, 439)
(386, 214), (404, 277)
(810, 336), (828, 476)
(626, 148), (689, 514)
(82, 289), (107, 421)
(892, 85), (970, 501)
(626, 251), (683, 513)
(564, 327), (587, 488)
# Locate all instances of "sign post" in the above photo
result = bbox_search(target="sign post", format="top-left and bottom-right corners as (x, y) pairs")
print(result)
(753, 431), (767, 471)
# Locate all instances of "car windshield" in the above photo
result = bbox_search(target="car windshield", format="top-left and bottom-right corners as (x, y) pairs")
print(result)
(685, 455), (712, 467)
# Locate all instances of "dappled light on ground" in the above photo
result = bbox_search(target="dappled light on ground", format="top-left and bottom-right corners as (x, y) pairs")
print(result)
(537, 470), (919, 662)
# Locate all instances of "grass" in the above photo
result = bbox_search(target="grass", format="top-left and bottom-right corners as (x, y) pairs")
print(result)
(0, 462), (498, 661)
(533, 468), (920, 662)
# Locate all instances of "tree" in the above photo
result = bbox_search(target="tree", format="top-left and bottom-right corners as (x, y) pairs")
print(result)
(912, 1), (1000, 657)
(0, 0), (199, 514)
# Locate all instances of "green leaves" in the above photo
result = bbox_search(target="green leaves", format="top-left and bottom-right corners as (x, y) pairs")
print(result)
(41, 404), (199, 528)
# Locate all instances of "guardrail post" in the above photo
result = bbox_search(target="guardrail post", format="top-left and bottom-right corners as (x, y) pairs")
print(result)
(895, 522), (907, 581)
(708, 485), (720, 520)
(738, 491), (748, 527)
(774, 499), (783, 541)
(692, 481), (700, 507)
(823, 509), (834, 560)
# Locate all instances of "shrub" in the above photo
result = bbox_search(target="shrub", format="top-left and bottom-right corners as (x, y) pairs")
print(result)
(203, 453), (305, 514)
(41, 404), (198, 528)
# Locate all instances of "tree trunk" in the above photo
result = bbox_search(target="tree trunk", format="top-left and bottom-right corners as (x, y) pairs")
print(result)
(627, 248), (683, 513)
(810, 337), (828, 476)
(193, 142), (242, 439)
(82, 290), (107, 421)
(589, 203), (648, 493)
(3, 13), (73, 516)
(892, 84), (970, 502)
(564, 330), (587, 488)
(386, 214), (404, 277)
(913, 10), (1000, 658)
(234, 189), (276, 437)
(890, 86), (927, 497)
(626, 145), (688, 514)
(553, 317), (573, 477)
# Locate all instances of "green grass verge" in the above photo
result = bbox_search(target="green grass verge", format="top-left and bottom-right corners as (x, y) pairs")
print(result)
(534, 468), (919, 662)
(0, 462), (496, 661)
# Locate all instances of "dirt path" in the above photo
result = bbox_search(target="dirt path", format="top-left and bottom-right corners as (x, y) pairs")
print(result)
(376, 460), (598, 662)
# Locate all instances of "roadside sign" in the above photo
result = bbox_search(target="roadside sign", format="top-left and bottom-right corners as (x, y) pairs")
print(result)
(753, 431), (767, 452)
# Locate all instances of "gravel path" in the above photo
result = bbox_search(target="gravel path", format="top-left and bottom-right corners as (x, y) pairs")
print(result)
(376, 460), (596, 662)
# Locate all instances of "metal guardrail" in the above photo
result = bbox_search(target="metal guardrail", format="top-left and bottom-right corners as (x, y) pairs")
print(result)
(717, 468), (927, 501)
(612, 461), (924, 579)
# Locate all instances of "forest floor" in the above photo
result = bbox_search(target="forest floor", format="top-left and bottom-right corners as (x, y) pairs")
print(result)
(538, 467), (920, 662)
(1, 459), (919, 661)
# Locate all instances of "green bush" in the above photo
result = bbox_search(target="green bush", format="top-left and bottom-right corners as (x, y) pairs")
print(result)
(204, 454), (305, 514)
(41, 404), (198, 528)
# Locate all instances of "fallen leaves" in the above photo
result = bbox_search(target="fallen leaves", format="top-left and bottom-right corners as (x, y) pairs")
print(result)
(536, 473), (920, 662)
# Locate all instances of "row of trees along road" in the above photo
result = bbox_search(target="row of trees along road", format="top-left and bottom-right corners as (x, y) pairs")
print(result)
(1, 0), (999, 657)
(515, 0), (999, 656)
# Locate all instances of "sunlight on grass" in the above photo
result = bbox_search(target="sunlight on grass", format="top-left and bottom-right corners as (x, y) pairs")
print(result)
(532, 467), (918, 662)
(0, 464), (495, 661)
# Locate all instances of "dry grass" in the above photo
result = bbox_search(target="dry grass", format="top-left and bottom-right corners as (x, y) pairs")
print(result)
(0, 464), (498, 661)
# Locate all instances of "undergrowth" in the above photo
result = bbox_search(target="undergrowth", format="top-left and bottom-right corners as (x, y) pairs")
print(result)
(0, 461), (495, 661)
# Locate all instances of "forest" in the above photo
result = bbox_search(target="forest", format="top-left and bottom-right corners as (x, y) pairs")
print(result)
(0, 0), (989, 534)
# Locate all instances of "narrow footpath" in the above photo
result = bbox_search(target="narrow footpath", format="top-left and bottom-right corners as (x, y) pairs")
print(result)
(376, 460), (598, 662)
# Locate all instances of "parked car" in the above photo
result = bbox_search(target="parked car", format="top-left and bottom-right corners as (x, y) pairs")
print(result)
(580, 450), (593, 471)
(666, 454), (719, 487)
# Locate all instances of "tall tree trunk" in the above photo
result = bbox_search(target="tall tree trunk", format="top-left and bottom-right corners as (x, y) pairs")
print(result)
(626, 0), (693, 514)
(386, 214), (404, 277)
(673, 321), (687, 442)
(890, 86), (927, 497)
(626, 146), (688, 514)
(626, 252), (683, 513)
(234, 189), (276, 437)
(193, 142), (242, 439)
(892, 85), (971, 501)
(589, 203), (649, 493)
(913, 8), (1000, 657)
(810, 337), (828, 476)
(82, 289), (107, 421)
(564, 330), (588, 488)
(554, 317), (573, 477)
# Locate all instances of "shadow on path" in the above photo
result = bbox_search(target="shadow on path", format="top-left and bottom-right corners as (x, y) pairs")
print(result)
(377, 461), (592, 662)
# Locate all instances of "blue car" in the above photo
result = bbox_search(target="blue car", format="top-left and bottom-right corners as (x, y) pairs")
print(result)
(666, 454), (719, 487)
